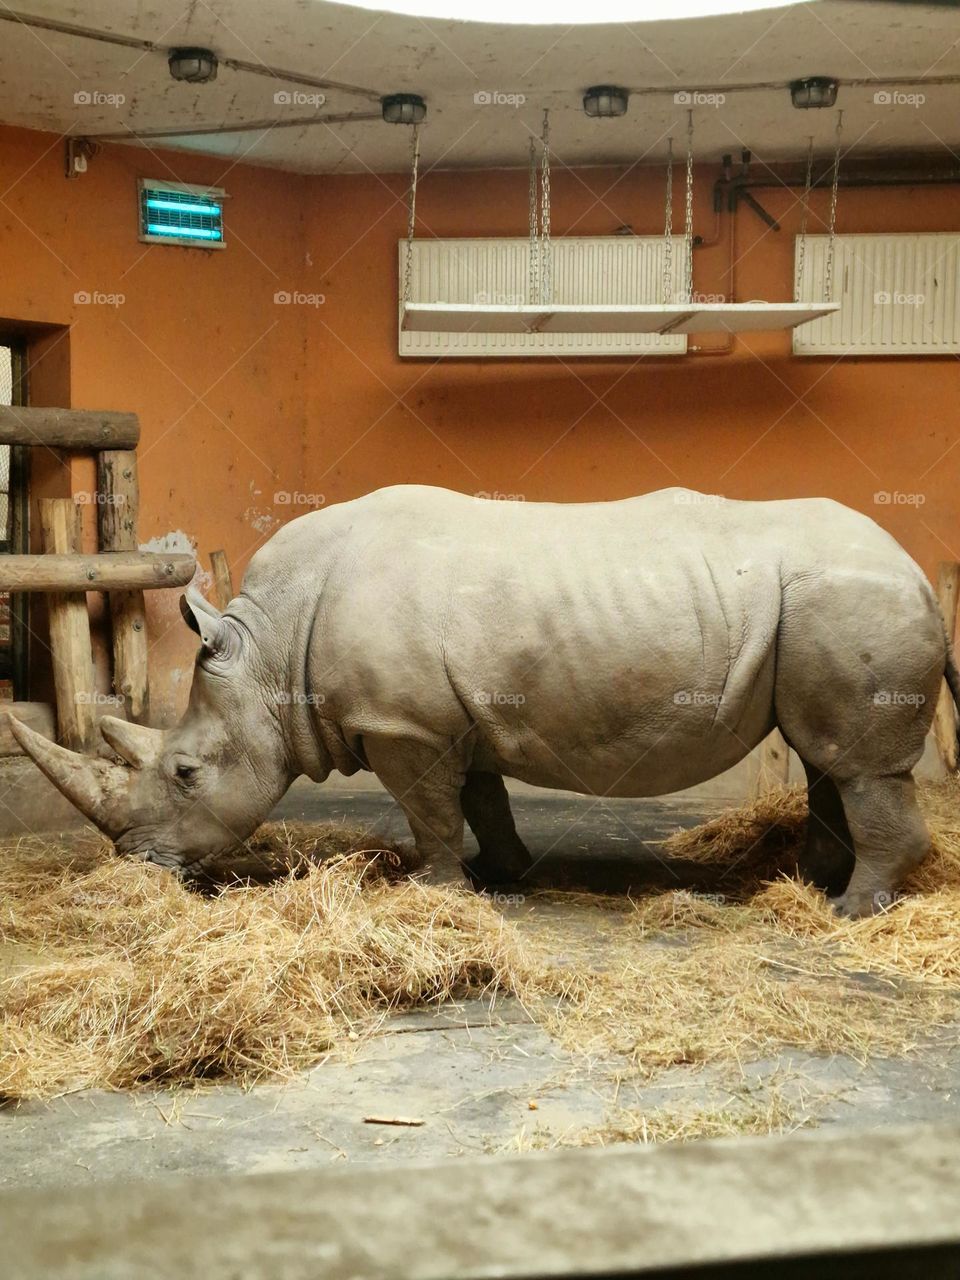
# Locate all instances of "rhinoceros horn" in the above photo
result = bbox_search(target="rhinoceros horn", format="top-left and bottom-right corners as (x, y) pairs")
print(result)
(5, 713), (153, 837)
(99, 716), (164, 770)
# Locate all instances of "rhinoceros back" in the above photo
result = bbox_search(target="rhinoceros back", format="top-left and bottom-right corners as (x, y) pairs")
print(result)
(238, 486), (811, 794)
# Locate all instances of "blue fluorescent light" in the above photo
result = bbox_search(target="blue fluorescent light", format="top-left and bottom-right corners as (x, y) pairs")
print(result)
(147, 223), (222, 240)
(146, 197), (221, 216)
(141, 180), (225, 246)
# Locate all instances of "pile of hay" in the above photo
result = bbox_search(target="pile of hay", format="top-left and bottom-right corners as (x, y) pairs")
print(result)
(529, 782), (960, 1074)
(0, 825), (530, 1100)
(4, 783), (960, 1109)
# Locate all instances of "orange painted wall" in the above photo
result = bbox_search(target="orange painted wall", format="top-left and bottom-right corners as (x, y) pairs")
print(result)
(1, 122), (959, 724)
(0, 125), (314, 720)
(306, 165), (960, 585)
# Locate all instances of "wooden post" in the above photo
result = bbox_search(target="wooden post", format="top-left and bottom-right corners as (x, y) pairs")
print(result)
(755, 728), (791, 797)
(39, 498), (97, 750)
(209, 550), (234, 611)
(934, 561), (960, 774)
(96, 450), (149, 722)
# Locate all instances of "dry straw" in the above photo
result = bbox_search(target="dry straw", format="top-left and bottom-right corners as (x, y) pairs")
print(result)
(3, 784), (960, 1104)
(0, 826), (531, 1100)
(528, 783), (960, 1074)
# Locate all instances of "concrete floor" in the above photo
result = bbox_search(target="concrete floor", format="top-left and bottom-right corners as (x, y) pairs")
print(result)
(4, 780), (960, 1191)
(273, 776), (735, 896)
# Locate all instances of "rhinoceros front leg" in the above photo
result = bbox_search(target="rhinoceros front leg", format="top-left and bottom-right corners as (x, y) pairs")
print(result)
(460, 771), (533, 890)
(363, 736), (466, 876)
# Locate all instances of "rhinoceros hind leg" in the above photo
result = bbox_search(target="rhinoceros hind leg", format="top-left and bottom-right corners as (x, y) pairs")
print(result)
(797, 760), (855, 897)
(363, 736), (466, 875)
(831, 773), (930, 918)
(460, 771), (532, 889)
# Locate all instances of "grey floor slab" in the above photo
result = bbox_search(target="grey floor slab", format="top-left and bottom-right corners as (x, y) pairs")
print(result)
(5, 787), (960, 1192)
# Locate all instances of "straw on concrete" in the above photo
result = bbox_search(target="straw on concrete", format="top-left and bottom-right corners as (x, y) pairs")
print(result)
(0, 825), (530, 1100)
(4, 782), (960, 1107)
(524, 782), (960, 1075)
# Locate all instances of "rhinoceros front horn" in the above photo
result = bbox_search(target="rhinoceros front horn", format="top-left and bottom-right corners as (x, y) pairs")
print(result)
(5, 713), (134, 837)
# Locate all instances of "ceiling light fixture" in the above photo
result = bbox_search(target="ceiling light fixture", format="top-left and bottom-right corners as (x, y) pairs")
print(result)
(790, 76), (838, 109)
(381, 93), (427, 124)
(583, 85), (629, 118)
(168, 48), (219, 84)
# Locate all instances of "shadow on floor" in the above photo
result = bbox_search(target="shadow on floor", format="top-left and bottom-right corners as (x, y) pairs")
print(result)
(270, 783), (726, 897)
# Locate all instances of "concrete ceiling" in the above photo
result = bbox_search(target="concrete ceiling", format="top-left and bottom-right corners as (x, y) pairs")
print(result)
(0, 1), (957, 173)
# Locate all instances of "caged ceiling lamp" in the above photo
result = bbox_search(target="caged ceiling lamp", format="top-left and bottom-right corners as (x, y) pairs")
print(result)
(168, 48), (219, 83)
(790, 76), (839, 109)
(382, 93), (427, 124)
(583, 85), (629, 118)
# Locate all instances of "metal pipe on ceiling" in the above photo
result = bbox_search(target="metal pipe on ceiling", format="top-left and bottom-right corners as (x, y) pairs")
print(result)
(626, 73), (960, 97)
(730, 169), (960, 187)
(87, 110), (383, 142)
(714, 166), (960, 218)
(0, 9), (383, 101)
(5, 8), (959, 107)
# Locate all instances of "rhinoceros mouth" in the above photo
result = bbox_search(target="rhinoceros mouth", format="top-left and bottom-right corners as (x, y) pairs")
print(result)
(123, 846), (202, 882)
(112, 831), (179, 872)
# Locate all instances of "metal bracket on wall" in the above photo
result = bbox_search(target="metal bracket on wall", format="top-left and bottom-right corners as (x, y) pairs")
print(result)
(739, 190), (781, 231)
(65, 137), (97, 179)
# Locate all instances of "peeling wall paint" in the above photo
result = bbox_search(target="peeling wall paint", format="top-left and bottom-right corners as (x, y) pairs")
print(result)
(243, 507), (282, 535)
(139, 530), (195, 555)
(140, 529), (212, 594)
(243, 481), (282, 536)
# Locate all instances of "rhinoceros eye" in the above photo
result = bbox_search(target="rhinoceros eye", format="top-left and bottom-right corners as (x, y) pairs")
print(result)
(174, 763), (199, 786)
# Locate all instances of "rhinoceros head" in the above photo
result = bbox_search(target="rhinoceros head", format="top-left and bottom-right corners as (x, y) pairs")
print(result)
(8, 588), (292, 877)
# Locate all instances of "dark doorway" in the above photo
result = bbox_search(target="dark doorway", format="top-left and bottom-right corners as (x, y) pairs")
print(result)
(0, 344), (30, 699)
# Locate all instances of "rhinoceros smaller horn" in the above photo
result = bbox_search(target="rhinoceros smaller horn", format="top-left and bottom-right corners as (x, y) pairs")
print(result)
(99, 716), (163, 770)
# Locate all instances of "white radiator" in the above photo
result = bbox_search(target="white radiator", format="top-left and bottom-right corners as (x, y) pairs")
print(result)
(398, 236), (690, 358)
(793, 233), (960, 355)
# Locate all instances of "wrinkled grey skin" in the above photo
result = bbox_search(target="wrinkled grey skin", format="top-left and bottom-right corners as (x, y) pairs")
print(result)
(11, 485), (959, 917)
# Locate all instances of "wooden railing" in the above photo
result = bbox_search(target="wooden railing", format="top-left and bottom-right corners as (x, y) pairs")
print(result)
(0, 406), (197, 749)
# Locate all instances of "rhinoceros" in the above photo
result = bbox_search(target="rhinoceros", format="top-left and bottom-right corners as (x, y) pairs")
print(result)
(9, 485), (957, 917)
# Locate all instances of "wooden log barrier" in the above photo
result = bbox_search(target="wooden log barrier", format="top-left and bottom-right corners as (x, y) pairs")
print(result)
(0, 552), (196, 593)
(934, 561), (960, 774)
(97, 450), (149, 721)
(209, 550), (234, 611)
(39, 499), (97, 750)
(0, 406), (139, 449)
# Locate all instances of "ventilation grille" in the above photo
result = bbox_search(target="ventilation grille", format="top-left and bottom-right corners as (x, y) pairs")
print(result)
(139, 180), (225, 248)
(399, 237), (690, 358)
(794, 233), (960, 355)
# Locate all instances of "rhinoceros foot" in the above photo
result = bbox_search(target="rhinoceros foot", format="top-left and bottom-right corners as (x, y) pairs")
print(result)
(462, 848), (531, 894)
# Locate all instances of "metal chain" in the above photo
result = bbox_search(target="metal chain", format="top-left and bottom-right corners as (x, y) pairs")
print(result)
(825, 110), (843, 304)
(539, 109), (552, 305)
(684, 109), (695, 303)
(662, 136), (674, 304)
(402, 122), (421, 305)
(795, 135), (814, 300)
(528, 136), (540, 305)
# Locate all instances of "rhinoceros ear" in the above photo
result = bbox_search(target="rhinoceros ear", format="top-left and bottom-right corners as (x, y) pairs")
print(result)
(180, 587), (240, 664)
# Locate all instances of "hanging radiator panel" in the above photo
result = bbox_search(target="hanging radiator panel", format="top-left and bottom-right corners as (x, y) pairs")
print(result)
(793, 233), (960, 355)
(398, 237), (690, 358)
